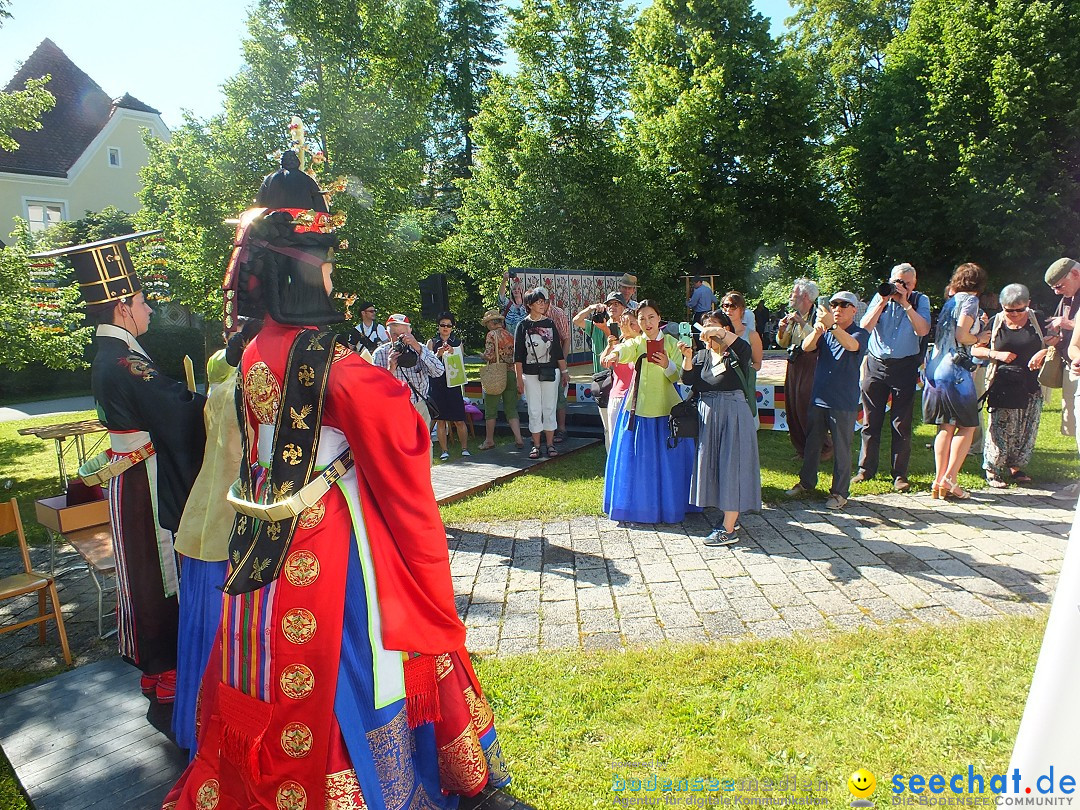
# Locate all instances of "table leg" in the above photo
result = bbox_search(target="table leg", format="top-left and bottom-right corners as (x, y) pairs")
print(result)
(54, 437), (68, 491)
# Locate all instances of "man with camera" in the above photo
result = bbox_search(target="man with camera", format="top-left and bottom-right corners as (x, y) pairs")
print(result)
(372, 313), (445, 430)
(1045, 258), (1080, 500)
(776, 278), (831, 461)
(348, 300), (389, 355)
(854, 263), (931, 492)
(574, 292), (627, 446)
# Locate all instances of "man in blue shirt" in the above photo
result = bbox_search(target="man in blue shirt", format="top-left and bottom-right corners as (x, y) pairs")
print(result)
(686, 277), (716, 322)
(853, 263), (931, 492)
(786, 291), (870, 510)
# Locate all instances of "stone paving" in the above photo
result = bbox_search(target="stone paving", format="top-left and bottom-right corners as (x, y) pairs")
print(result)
(0, 485), (1072, 672)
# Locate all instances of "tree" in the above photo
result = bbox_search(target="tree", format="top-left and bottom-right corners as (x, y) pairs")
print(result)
(850, 0), (1080, 287)
(138, 0), (445, 324)
(0, 0), (55, 154)
(451, 0), (672, 308)
(629, 0), (835, 290)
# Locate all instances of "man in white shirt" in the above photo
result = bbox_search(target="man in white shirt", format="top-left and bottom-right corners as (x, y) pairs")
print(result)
(349, 301), (389, 355)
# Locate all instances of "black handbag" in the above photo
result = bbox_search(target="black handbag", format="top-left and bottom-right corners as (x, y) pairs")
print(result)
(538, 366), (557, 382)
(667, 396), (699, 448)
(590, 368), (614, 407)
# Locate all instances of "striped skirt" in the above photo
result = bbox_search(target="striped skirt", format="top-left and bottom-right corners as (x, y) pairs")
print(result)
(690, 390), (762, 514)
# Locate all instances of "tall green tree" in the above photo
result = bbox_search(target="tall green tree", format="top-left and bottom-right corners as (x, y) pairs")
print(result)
(850, 0), (1080, 284)
(138, 0), (445, 323)
(452, 0), (670, 307)
(630, 0), (834, 289)
(0, 0), (55, 154)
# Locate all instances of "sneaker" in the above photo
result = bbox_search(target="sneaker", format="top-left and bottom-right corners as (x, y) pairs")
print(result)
(154, 670), (177, 704)
(785, 483), (809, 497)
(851, 471), (870, 484)
(893, 477), (911, 493)
(460, 449), (471, 457)
(439, 451), (450, 461)
(1051, 482), (1080, 501)
(825, 494), (848, 510)
(704, 528), (737, 546)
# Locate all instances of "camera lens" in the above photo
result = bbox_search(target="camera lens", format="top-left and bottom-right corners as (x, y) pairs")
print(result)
(878, 282), (896, 298)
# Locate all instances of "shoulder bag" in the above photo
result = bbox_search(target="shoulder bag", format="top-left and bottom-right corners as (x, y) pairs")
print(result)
(1038, 300), (1065, 389)
(480, 331), (508, 396)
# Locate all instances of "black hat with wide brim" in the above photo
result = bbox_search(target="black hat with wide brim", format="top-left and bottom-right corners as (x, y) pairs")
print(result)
(30, 230), (161, 306)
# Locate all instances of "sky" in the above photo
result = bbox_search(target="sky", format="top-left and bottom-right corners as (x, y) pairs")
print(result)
(0, 0), (794, 131)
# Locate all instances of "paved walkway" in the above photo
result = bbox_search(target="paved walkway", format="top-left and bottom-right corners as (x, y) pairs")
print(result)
(0, 485), (1069, 672)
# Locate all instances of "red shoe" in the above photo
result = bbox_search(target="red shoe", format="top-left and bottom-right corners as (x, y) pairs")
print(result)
(155, 670), (177, 704)
(140, 674), (159, 697)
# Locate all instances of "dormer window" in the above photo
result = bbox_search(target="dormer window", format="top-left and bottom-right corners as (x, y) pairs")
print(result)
(108, 147), (121, 167)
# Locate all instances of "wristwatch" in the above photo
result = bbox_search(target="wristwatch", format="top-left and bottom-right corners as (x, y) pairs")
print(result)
(828, 324), (838, 331)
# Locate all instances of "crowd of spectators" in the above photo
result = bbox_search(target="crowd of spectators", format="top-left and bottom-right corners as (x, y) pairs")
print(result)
(347, 254), (1078, 544)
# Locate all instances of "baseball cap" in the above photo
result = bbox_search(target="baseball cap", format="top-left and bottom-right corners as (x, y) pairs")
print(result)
(829, 291), (859, 307)
(604, 290), (626, 305)
(1045, 258), (1080, 286)
(386, 313), (411, 327)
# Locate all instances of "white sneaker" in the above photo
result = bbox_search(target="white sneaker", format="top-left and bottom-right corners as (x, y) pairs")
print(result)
(439, 452), (450, 461)
(825, 494), (848, 510)
(461, 449), (471, 457)
(1051, 482), (1080, 501)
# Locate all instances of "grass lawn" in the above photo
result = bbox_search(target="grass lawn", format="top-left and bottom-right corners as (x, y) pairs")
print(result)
(475, 615), (1044, 809)
(441, 391), (1080, 525)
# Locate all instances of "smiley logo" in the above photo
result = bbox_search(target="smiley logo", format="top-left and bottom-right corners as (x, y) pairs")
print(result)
(848, 768), (876, 805)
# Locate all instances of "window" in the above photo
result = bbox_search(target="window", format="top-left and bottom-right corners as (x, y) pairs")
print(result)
(108, 147), (121, 167)
(26, 201), (65, 233)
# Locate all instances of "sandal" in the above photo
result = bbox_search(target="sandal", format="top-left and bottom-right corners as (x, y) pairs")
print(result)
(479, 442), (496, 451)
(986, 474), (1008, 489)
(546, 445), (559, 458)
(944, 479), (970, 500)
(514, 439), (525, 449)
(1011, 470), (1032, 484)
(553, 429), (566, 444)
(528, 446), (540, 459)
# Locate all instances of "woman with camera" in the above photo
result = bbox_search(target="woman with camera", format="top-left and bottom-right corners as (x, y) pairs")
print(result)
(427, 311), (471, 460)
(720, 291), (764, 371)
(603, 300), (698, 524)
(514, 288), (567, 458)
(681, 310), (761, 546)
(971, 284), (1047, 487)
(599, 310), (643, 449)
(923, 262), (987, 499)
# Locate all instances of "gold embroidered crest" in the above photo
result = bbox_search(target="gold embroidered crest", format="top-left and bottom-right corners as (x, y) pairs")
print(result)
(280, 664), (315, 699)
(232, 549), (241, 564)
(266, 521), (282, 541)
(297, 364), (315, 386)
(282, 608), (317, 644)
(245, 362), (281, 424)
(289, 404), (312, 430)
(236, 516), (247, 535)
(280, 722), (313, 758)
(195, 779), (220, 810)
(306, 332), (326, 351)
(284, 551), (320, 587)
(282, 444), (303, 465)
(275, 780), (307, 810)
(251, 557), (271, 582)
(297, 500), (325, 529)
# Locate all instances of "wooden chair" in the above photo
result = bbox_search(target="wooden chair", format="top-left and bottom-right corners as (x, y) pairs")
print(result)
(0, 498), (73, 665)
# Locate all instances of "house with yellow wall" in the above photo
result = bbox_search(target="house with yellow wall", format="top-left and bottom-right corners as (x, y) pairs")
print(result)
(0, 39), (170, 244)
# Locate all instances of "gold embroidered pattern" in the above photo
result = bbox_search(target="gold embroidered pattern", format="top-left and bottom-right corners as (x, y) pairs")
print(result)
(409, 786), (445, 810)
(307, 333), (326, 351)
(285, 550), (319, 587)
(273, 481), (295, 500)
(325, 769), (368, 809)
(332, 342), (352, 364)
(251, 557), (271, 582)
(237, 516), (247, 535)
(463, 686), (495, 733)
(266, 521), (282, 541)
(245, 362), (281, 424)
(275, 780), (307, 810)
(297, 364), (315, 386)
(437, 723), (487, 794)
(195, 779), (220, 810)
(282, 608), (317, 644)
(280, 663), (315, 699)
(282, 444), (303, 465)
(290, 405), (312, 430)
(280, 722), (313, 758)
(367, 710), (416, 809)
(484, 737), (511, 786)
(297, 500), (325, 529)
(434, 653), (454, 681)
(232, 549), (241, 564)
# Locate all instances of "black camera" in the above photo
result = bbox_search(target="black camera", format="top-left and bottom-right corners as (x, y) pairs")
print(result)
(590, 307), (608, 324)
(878, 281), (898, 298)
(392, 337), (419, 368)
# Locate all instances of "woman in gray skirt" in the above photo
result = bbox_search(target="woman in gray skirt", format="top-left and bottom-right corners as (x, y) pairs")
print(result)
(680, 310), (762, 546)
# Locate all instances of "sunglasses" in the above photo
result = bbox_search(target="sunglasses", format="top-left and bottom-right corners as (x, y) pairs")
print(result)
(1003, 307), (1027, 314)
(720, 302), (739, 309)
(438, 322), (454, 327)
(831, 302), (854, 309)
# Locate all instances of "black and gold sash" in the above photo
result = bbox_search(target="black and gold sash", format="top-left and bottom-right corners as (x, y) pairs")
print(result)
(223, 330), (342, 595)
